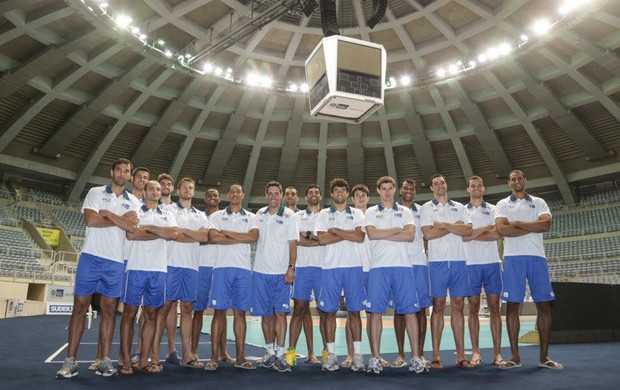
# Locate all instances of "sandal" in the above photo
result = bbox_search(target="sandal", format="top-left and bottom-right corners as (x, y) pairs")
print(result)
(151, 362), (164, 373)
(234, 360), (256, 370)
(430, 359), (443, 369)
(498, 360), (522, 369)
(457, 359), (478, 369)
(180, 359), (205, 369)
(119, 365), (134, 376)
(391, 357), (407, 368)
(539, 359), (563, 369)
(470, 357), (483, 366)
(219, 356), (236, 365)
(493, 359), (506, 367)
(204, 361), (218, 371)
(137, 364), (160, 374)
(306, 356), (321, 365)
(380, 358), (390, 368)
(88, 359), (101, 371)
(340, 357), (352, 368)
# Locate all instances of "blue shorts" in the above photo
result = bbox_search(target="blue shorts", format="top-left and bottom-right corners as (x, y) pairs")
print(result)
(367, 267), (420, 314)
(429, 261), (470, 298)
(165, 266), (199, 302)
(502, 255), (554, 303)
(291, 266), (322, 301)
(121, 270), (166, 308)
(413, 265), (432, 309)
(194, 266), (214, 311)
(210, 267), (252, 312)
(74, 253), (125, 298)
(317, 267), (366, 313)
(250, 272), (291, 316)
(468, 263), (503, 296)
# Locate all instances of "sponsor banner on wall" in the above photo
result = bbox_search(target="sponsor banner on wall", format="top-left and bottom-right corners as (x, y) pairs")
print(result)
(47, 285), (74, 302)
(37, 226), (61, 247)
(46, 303), (74, 315)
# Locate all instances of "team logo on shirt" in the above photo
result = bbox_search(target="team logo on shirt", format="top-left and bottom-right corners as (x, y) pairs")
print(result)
(276, 220), (284, 224)
(242, 218), (248, 223)
(162, 217), (168, 221)
(376, 215), (383, 219)
(102, 198), (111, 203)
(529, 205), (536, 209)
(346, 216), (354, 220)
(395, 213), (403, 218)
(451, 207), (458, 212)
(483, 211), (490, 215)
(123, 203), (130, 209)
(222, 217), (229, 221)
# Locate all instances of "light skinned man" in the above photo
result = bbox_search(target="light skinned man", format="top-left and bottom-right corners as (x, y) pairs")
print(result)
(365, 176), (427, 374)
(56, 158), (140, 379)
(462, 176), (504, 366)
(420, 174), (474, 369)
(315, 178), (366, 372)
(495, 170), (562, 370)
(253, 181), (299, 372)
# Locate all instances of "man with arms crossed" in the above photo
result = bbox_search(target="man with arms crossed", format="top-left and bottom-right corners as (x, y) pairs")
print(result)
(462, 176), (504, 366)
(119, 181), (178, 374)
(287, 185), (324, 366)
(420, 174), (474, 369)
(495, 170), (562, 370)
(365, 176), (427, 374)
(315, 178), (366, 372)
(208, 184), (258, 370)
(253, 181), (299, 372)
(56, 158), (140, 379)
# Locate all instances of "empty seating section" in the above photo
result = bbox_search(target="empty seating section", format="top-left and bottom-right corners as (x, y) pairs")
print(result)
(0, 227), (45, 272)
(545, 236), (620, 261)
(71, 237), (84, 252)
(29, 188), (64, 205)
(546, 198), (566, 210)
(580, 188), (620, 206)
(0, 207), (18, 227)
(546, 207), (620, 238)
(14, 205), (52, 224)
(548, 259), (620, 280)
(53, 209), (86, 237)
(0, 183), (10, 199)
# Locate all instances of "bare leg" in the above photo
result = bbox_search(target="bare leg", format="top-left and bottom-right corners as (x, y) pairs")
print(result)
(191, 310), (204, 359)
(417, 308), (428, 358)
(430, 297), (446, 365)
(166, 300), (178, 357)
(289, 300), (308, 348)
(210, 310), (226, 363)
(505, 302), (521, 364)
(66, 295), (93, 358)
(451, 296), (467, 363)
(404, 313), (420, 359)
(151, 301), (173, 364)
(536, 301), (557, 364)
(98, 296), (119, 359)
(262, 315), (276, 345)
(138, 306), (158, 369)
(275, 312), (288, 347)
(219, 316), (233, 362)
(302, 306), (316, 360)
(393, 313), (406, 364)
(468, 295), (481, 362)
(487, 294), (503, 363)
(179, 300), (195, 363)
(324, 311), (337, 343)
(368, 312), (383, 358)
(233, 310), (248, 364)
(119, 304), (139, 368)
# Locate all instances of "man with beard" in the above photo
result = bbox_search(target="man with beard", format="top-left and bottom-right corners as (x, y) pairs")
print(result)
(495, 170), (561, 370)
(158, 173), (174, 207)
(315, 178), (366, 372)
(56, 158), (140, 379)
(286, 184), (324, 366)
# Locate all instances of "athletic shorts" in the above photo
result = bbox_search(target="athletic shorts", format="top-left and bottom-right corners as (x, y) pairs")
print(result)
(209, 267), (251, 312)
(121, 270), (166, 308)
(413, 264), (432, 309)
(291, 266), (322, 302)
(165, 266), (199, 303)
(468, 263), (503, 296)
(429, 260), (470, 298)
(194, 266), (214, 312)
(502, 255), (554, 303)
(366, 267), (420, 315)
(74, 253), (124, 298)
(250, 272), (291, 316)
(317, 267), (366, 313)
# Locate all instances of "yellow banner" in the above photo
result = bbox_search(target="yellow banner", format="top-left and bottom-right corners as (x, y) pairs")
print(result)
(37, 227), (60, 246)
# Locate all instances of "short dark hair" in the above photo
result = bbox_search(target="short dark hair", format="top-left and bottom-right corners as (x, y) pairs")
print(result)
(111, 158), (133, 172)
(226, 184), (242, 193)
(429, 174), (445, 186)
(132, 167), (150, 177)
(351, 184), (369, 197)
(509, 170), (526, 179)
(265, 181), (282, 194)
(401, 179), (416, 188)
(285, 186), (298, 195)
(305, 184), (321, 196)
(467, 175), (483, 186)
(376, 176), (396, 189)
(157, 173), (174, 183)
(330, 178), (349, 194)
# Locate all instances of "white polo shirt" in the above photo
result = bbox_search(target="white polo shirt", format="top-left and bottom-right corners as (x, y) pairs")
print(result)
(254, 206), (299, 275)
(399, 202), (427, 266)
(420, 198), (471, 262)
(81, 185), (141, 263)
(463, 202), (501, 265)
(167, 202), (208, 270)
(209, 207), (257, 271)
(199, 210), (218, 268)
(315, 206), (365, 269)
(295, 209), (325, 268)
(365, 203), (415, 269)
(126, 205), (177, 272)
(495, 194), (550, 258)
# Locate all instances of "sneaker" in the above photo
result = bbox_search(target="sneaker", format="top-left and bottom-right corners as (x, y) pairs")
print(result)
(56, 357), (78, 379)
(351, 353), (365, 372)
(95, 357), (118, 377)
(366, 357), (383, 375)
(273, 355), (292, 373)
(321, 348), (328, 366)
(87, 358), (100, 371)
(165, 351), (182, 365)
(322, 353), (339, 371)
(409, 357), (429, 374)
(285, 347), (297, 367)
(258, 352), (276, 368)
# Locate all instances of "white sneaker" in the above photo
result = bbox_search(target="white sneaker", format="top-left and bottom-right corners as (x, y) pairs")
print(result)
(56, 357), (78, 379)
(366, 357), (383, 374)
(351, 353), (365, 372)
(322, 353), (339, 371)
(409, 357), (429, 374)
(95, 357), (118, 377)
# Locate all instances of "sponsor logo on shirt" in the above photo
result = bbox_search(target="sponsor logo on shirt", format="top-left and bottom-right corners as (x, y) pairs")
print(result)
(529, 205), (536, 209)
(123, 203), (130, 209)
(483, 211), (490, 215)
(276, 220), (284, 225)
(376, 215), (383, 219)
(242, 218), (248, 223)
(347, 216), (353, 220)
(222, 217), (229, 221)
(451, 207), (458, 212)
(395, 213), (403, 218)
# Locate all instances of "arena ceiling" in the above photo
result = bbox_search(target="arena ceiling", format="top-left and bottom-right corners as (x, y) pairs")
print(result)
(0, 0), (619, 206)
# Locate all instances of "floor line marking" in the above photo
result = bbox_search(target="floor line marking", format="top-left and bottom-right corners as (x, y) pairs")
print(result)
(46, 343), (68, 363)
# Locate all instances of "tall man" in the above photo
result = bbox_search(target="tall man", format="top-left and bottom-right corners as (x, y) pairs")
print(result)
(420, 174), (474, 369)
(253, 181), (299, 372)
(393, 179), (431, 368)
(191, 189), (233, 364)
(495, 170), (562, 369)
(152, 178), (209, 368)
(462, 176), (503, 366)
(315, 178), (366, 372)
(56, 158), (140, 379)
(208, 184), (258, 370)
(365, 176), (426, 374)
(287, 185), (324, 366)
(119, 181), (178, 374)
(131, 167), (150, 201)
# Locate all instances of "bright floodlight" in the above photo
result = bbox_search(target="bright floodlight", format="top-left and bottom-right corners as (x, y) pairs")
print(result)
(533, 19), (551, 35)
(498, 43), (512, 55)
(288, 84), (298, 92)
(478, 53), (488, 63)
(468, 60), (476, 69)
(448, 64), (459, 75)
(436, 68), (446, 78)
(214, 67), (223, 76)
(400, 76), (411, 86)
(300, 83), (309, 92)
(115, 15), (132, 29)
(203, 63), (213, 73)
(164, 50), (172, 57)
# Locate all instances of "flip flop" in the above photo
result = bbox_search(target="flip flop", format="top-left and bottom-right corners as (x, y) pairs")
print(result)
(150, 362), (164, 373)
(539, 359), (563, 369)
(391, 357), (407, 368)
(88, 359), (100, 371)
(180, 359), (205, 369)
(340, 358), (352, 368)
(119, 366), (133, 376)
(137, 364), (160, 374)
(493, 359), (506, 367)
(305, 356), (321, 365)
(219, 357), (236, 365)
(430, 360), (443, 369)
(234, 361), (256, 370)
(498, 360), (522, 369)
(204, 361), (218, 371)
(457, 359), (478, 369)
(470, 358), (483, 367)
(380, 358), (391, 368)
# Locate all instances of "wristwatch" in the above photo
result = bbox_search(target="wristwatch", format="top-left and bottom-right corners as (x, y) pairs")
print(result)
(306, 231), (311, 240)
(288, 264), (296, 271)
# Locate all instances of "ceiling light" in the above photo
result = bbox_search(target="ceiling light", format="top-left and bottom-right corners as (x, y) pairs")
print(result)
(164, 50), (172, 57)
(400, 76), (411, 86)
(468, 61), (476, 69)
(214, 67), (223, 76)
(487, 47), (499, 60)
(533, 19), (551, 35)
(498, 43), (512, 55)
(203, 63), (213, 73)
(288, 84), (298, 92)
(436, 68), (446, 78)
(115, 15), (132, 29)
(478, 53), (488, 63)
(260, 76), (272, 87)
(157, 39), (165, 45)
(300, 83), (309, 92)
(448, 64), (459, 75)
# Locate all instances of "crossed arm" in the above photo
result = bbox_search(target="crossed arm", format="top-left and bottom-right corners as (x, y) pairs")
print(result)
(127, 225), (179, 241)
(318, 226), (364, 245)
(365, 224), (415, 242)
(462, 225), (501, 242)
(209, 228), (259, 245)
(176, 227), (210, 243)
(85, 209), (138, 233)
(495, 214), (551, 237)
(422, 220), (472, 241)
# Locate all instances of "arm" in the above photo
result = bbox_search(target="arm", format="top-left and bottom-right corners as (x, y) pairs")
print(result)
(329, 226), (364, 243)
(219, 229), (259, 244)
(365, 226), (405, 240)
(495, 217), (530, 237)
(179, 227), (210, 243)
(511, 214), (551, 233)
(285, 240), (297, 284)
(384, 224), (415, 242)
(126, 226), (158, 241)
(98, 209), (139, 233)
(422, 224), (449, 240)
(84, 209), (116, 228)
(463, 226), (501, 242)
(439, 221), (473, 237)
(317, 231), (345, 245)
(298, 232), (321, 247)
(209, 229), (239, 245)
(145, 225), (179, 240)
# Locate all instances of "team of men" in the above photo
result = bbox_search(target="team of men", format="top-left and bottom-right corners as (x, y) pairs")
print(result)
(56, 160), (562, 379)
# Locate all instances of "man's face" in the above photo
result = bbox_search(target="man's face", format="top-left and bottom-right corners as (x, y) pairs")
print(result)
(205, 189), (221, 207)
(265, 186), (282, 208)
(178, 180), (195, 201)
(132, 170), (149, 191)
(508, 172), (526, 193)
(352, 190), (368, 209)
(305, 187), (322, 206)
(467, 179), (484, 199)
(159, 179), (174, 197)
(431, 176), (447, 197)
(378, 182), (396, 203)
(284, 188), (298, 208)
(331, 186), (349, 205)
(400, 182), (416, 203)
(227, 186), (243, 205)
(145, 181), (162, 203)
(111, 163), (132, 187)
